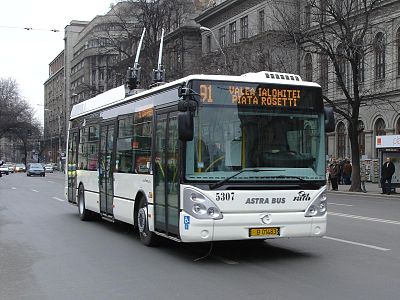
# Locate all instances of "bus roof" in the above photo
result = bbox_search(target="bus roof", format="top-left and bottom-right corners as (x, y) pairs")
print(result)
(69, 71), (321, 120)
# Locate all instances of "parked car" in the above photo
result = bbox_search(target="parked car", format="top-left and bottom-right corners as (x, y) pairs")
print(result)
(5, 163), (15, 173)
(44, 164), (54, 173)
(27, 163), (45, 177)
(0, 164), (9, 175)
(15, 163), (26, 172)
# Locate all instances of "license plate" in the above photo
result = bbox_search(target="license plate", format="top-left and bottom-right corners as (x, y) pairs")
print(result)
(249, 227), (280, 237)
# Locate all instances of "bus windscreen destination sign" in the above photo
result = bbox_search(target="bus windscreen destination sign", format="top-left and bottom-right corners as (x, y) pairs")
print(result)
(195, 81), (322, 111)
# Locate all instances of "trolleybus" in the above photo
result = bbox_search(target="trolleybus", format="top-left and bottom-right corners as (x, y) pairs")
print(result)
(65, 71), (334, 246)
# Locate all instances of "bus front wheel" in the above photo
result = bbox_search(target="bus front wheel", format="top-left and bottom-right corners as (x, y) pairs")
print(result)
(137, 196), (158, 246)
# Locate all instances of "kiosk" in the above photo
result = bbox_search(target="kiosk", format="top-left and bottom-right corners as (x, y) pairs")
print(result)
(376, 135), (400, 192)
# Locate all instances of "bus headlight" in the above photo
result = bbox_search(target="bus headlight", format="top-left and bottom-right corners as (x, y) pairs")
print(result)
(305, 192), (327, 217)
(183, 188), (223, 220)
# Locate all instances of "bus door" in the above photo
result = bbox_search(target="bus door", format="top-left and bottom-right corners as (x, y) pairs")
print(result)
(67, 130), (79, 204)
(154, 110), (179, 236)
(99, 122), (116, 216)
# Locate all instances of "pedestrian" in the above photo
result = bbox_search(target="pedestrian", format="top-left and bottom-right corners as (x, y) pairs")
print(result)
(381, 157), (395, 195)
(343, 160), (352, 185)
(338, 159), (345, 184)
(360, 162), (367, 193)
(326, 165), (331, 190)
(329, 159), (340, 191)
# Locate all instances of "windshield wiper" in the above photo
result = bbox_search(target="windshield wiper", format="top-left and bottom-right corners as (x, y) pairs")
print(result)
(272, 175), (321, 188)
(209, 168), (279, 190)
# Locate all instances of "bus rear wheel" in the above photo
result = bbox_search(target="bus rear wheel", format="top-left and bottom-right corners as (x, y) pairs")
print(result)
(137, 196), (158, 246)
(78, 185), (91, 221)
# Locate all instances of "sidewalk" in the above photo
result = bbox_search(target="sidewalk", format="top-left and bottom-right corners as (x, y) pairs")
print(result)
(327, 181), (400, 198)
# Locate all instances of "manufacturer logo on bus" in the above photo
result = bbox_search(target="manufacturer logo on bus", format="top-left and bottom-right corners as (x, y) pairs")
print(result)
(293, 191), (311, 201)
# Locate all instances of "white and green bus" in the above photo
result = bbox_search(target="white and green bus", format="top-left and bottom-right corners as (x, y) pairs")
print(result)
(65, 71), (334, 246)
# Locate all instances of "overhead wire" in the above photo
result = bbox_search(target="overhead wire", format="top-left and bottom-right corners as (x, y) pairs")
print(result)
(0, 25), (60, 32)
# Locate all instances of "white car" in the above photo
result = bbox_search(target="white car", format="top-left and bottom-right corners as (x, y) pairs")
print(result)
(44, 164), (54, 173)
(0, 165), (9, 175)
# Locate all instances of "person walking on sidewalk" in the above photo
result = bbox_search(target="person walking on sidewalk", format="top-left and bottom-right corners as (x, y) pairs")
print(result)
(381, 157), (395, 195)
(360, 162), (367, 193)
(330, 159), (340, 191)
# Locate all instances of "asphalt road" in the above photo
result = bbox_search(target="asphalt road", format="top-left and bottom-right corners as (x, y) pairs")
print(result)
(1, 172), (399, 300)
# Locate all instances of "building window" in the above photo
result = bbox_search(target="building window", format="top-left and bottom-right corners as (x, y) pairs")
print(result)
(397, 28), (400, 76)
(396, 118), (400, 134)
(358, 53), (365, 83)
(258, 9), (265, 33)
(375, 118), (386, 136)
(358, 120), (365, 156)
(219, 27), (226, 47)
(319, 54), (328, 92)
(305, 4), (311, 28)
(229, 22), (237, 44)
(375, 118), (386, 157)
(337, 122), (346, 159)
(374, 32), (385, 79)
(305, 53), (313, 81)
(206, 35), (211, 53)
(240, 16), (248, 40)
(336, 44), (347, 87)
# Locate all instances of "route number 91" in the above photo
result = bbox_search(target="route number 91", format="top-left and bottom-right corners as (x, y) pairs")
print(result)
(215, 192), (234, 201)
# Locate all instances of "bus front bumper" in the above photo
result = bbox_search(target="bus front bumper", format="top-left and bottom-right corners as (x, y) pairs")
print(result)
(179, 211), (326, 243)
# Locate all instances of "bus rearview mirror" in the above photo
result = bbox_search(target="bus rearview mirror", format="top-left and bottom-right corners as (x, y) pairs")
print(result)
(178, 111), (194, 141)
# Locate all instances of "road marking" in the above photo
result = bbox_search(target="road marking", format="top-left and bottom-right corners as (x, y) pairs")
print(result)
(47, 181), (54, 183)
(52, 197), (65, 202)
(11, 187), (17, 190)
(329, 212), (400, 225)
(330, 202), (353, 207)
(212, 255), (239, 265)
(323, 236), (390, 251)
(32, 189), (39, 193)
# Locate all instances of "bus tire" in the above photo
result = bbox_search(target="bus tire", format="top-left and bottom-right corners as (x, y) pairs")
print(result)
(78, 185), (91, 221)
(137, 196), (157, 246)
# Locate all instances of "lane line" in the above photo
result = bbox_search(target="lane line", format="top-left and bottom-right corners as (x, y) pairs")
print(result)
(47, 180), (54, 183)
(212, 255), (239, 265)
(330, 203), (353, 207)
(323, 236), (390, 251)
(11, 187), (17, 190)
(329, 212), (400, 225)
(32, 189), (39, 193)
(52, 197), (65, 202)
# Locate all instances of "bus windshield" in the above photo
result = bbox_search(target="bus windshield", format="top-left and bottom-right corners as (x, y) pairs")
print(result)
(185, 80), (325, 183)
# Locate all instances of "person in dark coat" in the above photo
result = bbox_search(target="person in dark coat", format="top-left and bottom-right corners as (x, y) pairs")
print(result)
(342, 160), (352, 185)
(381, 157), (395, 195)
(329, 159), (340, 191)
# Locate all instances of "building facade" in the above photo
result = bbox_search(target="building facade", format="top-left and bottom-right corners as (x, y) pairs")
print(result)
(297, 0), (400, 161)
(43, 50), (65, 164)
(46, 0), (400, 165)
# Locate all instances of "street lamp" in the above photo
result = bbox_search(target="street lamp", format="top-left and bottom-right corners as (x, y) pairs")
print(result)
(200, 26), (228, 69)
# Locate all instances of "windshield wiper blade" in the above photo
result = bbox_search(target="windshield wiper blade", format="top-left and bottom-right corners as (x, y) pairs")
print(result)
(209, 168), (279, 190)
(273, 175), (320, 188)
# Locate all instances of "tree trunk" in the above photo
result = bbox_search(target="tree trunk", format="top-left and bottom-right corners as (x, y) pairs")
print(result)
(349, 122), (362, 192)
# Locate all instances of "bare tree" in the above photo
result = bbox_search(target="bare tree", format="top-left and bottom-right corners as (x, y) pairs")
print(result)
(274, 0), (383, 192)
(86, 0), (199, 90)
(0, 77), (43, 163)
(9, 119), (42, 165)
(0, 78), (32, 138)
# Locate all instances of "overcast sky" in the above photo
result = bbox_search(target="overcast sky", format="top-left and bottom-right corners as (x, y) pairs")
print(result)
(0, 0), (116, 124)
